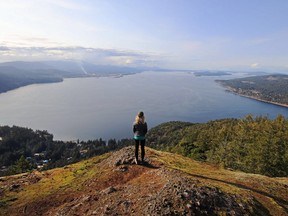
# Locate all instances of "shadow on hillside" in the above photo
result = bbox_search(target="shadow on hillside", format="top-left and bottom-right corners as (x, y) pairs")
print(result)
(139, 161), (160, 169)
(186, 172), (288, 213)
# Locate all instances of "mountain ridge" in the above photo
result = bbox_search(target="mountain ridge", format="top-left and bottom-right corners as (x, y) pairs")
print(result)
(1, 146), (287, 215)
(0, 60), (172, 94)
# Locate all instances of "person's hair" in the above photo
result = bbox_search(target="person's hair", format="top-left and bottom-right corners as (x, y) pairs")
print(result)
(135, 111), (145, 124)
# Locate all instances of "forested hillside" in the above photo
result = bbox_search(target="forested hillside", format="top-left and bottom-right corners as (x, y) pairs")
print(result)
(2, 115), (288, 178)
(146, 115), (288, 177)
(0, 66), (64, 93)
(217, 74), (288, 106)
(0, 126), (131, 176)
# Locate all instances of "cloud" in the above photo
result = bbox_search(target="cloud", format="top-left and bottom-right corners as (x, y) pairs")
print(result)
(42, 0), (90, 10)
(0, 46), (10, 51)
(0, 45), (162, 67)
(250, 63), (259, 68)
(108, 56), (134, 65)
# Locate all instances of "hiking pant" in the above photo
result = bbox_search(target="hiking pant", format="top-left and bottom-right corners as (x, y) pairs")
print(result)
(134, 139), (145, 161)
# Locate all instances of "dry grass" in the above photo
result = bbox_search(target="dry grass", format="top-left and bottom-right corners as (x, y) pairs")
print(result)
(0, 153), (111, 210)
(150, 148), (288, 215)
(1, 148), (287, 216)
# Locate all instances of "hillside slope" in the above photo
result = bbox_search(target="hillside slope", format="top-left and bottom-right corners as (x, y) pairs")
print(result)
(146, 117), (288, 177)
(0, 147), (287, 216)
(216, 74), (288, 107)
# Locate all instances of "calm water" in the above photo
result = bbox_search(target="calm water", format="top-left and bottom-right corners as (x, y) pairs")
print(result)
(0, 71), (287, 140)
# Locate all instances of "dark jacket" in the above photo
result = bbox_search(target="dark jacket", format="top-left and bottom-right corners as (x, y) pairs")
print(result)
(133, 122), (148, 137)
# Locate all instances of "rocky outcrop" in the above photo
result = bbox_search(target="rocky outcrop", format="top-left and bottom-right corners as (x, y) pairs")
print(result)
(50, 147), (269, 216)
(0, 146), (283, 216)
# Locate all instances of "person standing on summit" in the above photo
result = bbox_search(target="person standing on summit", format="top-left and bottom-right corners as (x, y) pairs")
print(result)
(133, 111), (148, 164)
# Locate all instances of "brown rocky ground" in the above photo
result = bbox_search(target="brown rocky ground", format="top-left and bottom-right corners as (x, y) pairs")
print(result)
(0, 146), (287, 215)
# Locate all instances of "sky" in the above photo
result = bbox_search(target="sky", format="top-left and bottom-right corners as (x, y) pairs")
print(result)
(0, 0), (288, 71)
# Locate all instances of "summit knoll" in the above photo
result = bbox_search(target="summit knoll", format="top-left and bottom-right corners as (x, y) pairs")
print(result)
(0, 146), (287, 216)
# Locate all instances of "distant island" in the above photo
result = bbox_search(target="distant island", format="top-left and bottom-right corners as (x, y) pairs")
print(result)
(194, 71), (231, 77)
(217, 74), (288, 107)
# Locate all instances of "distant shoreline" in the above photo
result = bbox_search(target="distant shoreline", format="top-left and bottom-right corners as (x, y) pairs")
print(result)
(0, 73), (135, 95)
(0, 79), (63, 95)
(238, 94), (288, 108)
(225, 88), (288, 108)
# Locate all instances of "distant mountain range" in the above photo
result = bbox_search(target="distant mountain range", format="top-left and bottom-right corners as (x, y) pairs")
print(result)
(0, 61), (167, 93)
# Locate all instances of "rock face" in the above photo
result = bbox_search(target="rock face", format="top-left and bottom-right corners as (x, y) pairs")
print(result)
(0, 146), (285, 216)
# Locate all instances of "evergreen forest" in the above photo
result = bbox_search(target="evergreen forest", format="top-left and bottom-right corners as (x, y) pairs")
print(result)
(1, 115), (288, 177)
(0, 126), (132, 176)
(146, 115), (288, 177)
